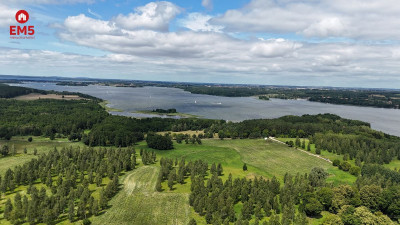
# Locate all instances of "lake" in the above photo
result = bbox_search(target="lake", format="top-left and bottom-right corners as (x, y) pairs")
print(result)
(11, 82), (400, 137)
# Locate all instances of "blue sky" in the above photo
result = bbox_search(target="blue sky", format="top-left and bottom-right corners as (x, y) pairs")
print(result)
(1, 0), (400, 88)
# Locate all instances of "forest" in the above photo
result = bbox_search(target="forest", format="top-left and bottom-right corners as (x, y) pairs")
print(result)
(157, 158), (399, 225)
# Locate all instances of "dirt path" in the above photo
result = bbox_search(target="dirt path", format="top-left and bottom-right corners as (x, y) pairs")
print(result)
(269, 137), (332, 164)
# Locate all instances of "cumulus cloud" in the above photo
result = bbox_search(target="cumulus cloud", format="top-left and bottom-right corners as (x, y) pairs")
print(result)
(213, 0), (400, 40)
(251, 38), (302, 58)
(178, 13), (223, 32)
(112, 1), (181, 32)
(302, 17), (347, 37)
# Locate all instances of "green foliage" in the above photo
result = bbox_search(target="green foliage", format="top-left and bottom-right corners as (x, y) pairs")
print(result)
(146, 134), (173, 150)
(304, 198), (323, 217)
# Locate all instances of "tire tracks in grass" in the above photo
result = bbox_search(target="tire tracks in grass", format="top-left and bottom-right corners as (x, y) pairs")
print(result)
(92, 166), (190, 225)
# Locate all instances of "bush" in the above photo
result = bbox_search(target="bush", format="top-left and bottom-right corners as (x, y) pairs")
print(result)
(339, 161), (352, 171)
(333, 159), (341, 167)
(304, 198), (323, 217)
(28, 137), (33, 142)
(349, 166), (361, 176)
(315, 148), (321, 155)
(146, 134), (173, 150)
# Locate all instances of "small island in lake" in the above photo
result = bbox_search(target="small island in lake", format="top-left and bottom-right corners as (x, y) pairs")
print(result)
(258, 95), (270, 100)
(135, 108), (199, 118)
(152, 108), (178, 113)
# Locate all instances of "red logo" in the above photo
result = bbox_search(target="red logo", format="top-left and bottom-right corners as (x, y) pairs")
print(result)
(10, 10), (35, 38)
(16, 10), (29, 24)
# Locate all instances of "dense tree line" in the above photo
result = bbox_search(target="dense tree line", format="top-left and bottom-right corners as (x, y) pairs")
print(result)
(0, 83), (46, 98)
(313, 133), (400, 165)
(0, 145), (142, 224)
(208, 114), (375, 139)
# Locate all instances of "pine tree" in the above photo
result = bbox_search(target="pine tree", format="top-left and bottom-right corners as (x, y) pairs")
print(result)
(13, 192), (23, 222)
(46, 171), (53, 187)
(156, 173), (163, 192)
(99, 187), (107, 210)
(168, 169), (175, 190)
(96, 172), (103, 187)
(68, 199), (75, 222)
(243, 163), (248, 171)
(255, 203), (263, 220)
(217, 163), (223, 176)
(4, 198), (13, 220)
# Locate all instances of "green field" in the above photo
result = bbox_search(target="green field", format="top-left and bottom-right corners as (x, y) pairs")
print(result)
(138, 139), (355, 185)
(92, 166), (191, 225)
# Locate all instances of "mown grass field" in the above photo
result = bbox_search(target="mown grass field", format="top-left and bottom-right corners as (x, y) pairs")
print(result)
(92, 166), (191, 225)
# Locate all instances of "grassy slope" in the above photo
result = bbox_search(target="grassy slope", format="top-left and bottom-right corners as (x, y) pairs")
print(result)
(92, 166), (191, 225)
(277, 138), (357, 185)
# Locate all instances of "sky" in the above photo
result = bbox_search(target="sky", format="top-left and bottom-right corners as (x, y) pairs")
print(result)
(0, 0), (400, 88)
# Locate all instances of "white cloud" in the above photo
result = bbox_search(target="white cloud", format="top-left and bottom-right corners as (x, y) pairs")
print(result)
(202, 0), (213, 10)
(302, 17), (347, 37)
(178, 13), (223, 32)
(251, 38), (302, 58)
(112, 1), (181, 32)
(63, 14), (116, 34)
(0, 4), (17, 27)
(212, 0), (400, 40)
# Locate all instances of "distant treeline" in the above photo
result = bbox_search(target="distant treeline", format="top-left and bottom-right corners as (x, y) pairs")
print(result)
(56, 81), (90, 86)
(0, 83), (100, 100)
(177, 85), (400, 109)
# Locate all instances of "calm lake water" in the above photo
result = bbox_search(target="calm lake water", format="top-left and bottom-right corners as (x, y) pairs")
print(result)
(11, 82), (400, 137)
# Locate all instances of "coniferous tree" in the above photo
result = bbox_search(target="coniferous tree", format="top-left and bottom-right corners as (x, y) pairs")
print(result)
(168, 169), (175, 190)
(68, 200), (75, 222)
(243, 163), (248, 171)
(99, 187), (107, 210)
(156, 173), (163, 192)
(4, 198), (13, 220)
(217, 163), (223, 176)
